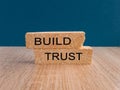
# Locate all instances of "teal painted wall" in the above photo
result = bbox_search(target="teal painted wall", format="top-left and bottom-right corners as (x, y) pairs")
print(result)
(0, 0), (120, 46)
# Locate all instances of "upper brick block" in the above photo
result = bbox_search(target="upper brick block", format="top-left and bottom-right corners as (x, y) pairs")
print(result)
(26, 31), (85, 49)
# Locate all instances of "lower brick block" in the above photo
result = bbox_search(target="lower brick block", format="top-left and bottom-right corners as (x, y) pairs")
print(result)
(33, 46), (93, 64)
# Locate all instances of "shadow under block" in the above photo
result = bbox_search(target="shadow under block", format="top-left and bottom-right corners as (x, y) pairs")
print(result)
(26, 32), (85, 49)
(34, 46), (93, 64)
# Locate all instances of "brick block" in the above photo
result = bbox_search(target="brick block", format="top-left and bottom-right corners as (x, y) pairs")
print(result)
(33, 46), (93, 64)
(26, 32), (85, 49)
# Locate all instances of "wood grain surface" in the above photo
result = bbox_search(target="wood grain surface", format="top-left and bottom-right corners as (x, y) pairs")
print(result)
(0, 47), (120, 90)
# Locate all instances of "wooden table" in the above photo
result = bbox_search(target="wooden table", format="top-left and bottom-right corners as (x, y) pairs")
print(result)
(0, 47), (120, 90)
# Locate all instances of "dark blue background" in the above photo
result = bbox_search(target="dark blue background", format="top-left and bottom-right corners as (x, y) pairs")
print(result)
(0, 0), (120, 46)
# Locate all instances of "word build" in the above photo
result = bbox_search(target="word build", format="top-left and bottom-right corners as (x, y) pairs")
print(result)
(25, 31), (93, 64)
(34, 37), (71, 45)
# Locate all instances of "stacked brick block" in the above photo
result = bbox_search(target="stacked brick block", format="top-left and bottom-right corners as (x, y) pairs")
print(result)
(25, 32), (93, 64)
